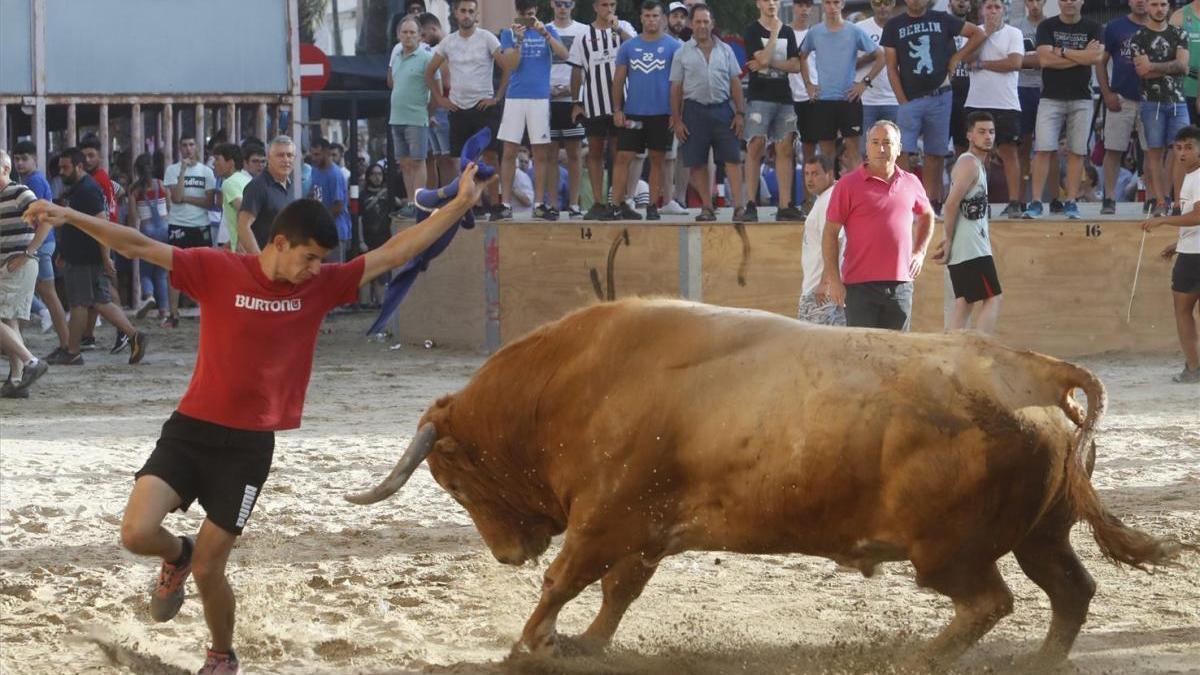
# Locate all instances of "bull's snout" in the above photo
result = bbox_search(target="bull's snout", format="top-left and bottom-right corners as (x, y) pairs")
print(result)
(491, 531), (553, 566)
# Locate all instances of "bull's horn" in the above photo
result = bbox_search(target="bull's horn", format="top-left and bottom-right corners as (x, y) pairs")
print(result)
(344, 423), (438, 505)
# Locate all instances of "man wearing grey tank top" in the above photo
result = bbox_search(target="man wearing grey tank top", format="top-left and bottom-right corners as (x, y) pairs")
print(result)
(934, 110), (1004, 333)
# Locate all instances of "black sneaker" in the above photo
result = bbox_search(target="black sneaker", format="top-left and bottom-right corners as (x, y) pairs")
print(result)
(1100, 198), (1116, 215)
(1172, 203), (1183, 216)
(44, 346), (66, 363)
(583, 203), (607, 220)
(490, 205), (513, 222)
(646, 204), (661, 221)
(597, 203), (621, 221)
(1049, 199), (1065, 214)
(732, 206), (749, 223)
(1172, 365), (1200, 384)
(57, 352), (83, 366)
(472, 204), (489, 218)
(1143, 197), (1157, 214)
(1, 379), (29, 399)
(547, 206), (561, 221)
(129, 332), (148, 365)
(615, 203), (642, 220)
(160, 314), (179, 329)
(566, 205), (584, 219)
(695, 207), (717, 222)
(14, 359), (48, 392)
(80, 335), (97, 351)
(776, 205), (805, 221)
(742, 202), (759, 223)
(110, 332), (131, 354)
(532, 203), (556, 221)
(1000, 201), (1024, 219)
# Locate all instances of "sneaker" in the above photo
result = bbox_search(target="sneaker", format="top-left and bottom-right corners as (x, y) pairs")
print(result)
(129, 332), (148, 365)
(1022, 201), (1044, 219)
(614, 202), (642, 220)
(776, 205), (805, 221)
(44, 346), (65, 363)
(695, 207), (717, 222)
(547, 206), (561, 221)
(1049, 199), (1065, 214)
(660, 199), (688, 215)
(1000, 201), (1025, 219)
(1172, 365), (1200, 384)
(54, 352), (83, 366)
(1, 379), (29, 399)
(1143, 197), (1157, 215)
(135, 296), (157, 319)
(566, 205), (584, 219)
(646, 204), (661, 221)
(80, 335), (97, 351)
(582, 203), (607, 220)
(1100, 198), (1116, 215)
(472, 204), (489, 218)
(150, 536), (194, 622)
(597, 203), (620, 221)
(1172, 203), (1183, 217)
(732, 206), (749, 223)
(1063, 201), (1081, 220)
(742, 202), (759, 223)
(37, 309), (52, 333)
(15, 359), (48, 392)
(397, 203), (417, 220)
(1153, 201), (1171, 218)
(198, 649), (240, 675)
(489, 205), (513, 222)
(160, 314), (179, 329)
(110, 332), (131, 354)
(532, 203), (557, 221)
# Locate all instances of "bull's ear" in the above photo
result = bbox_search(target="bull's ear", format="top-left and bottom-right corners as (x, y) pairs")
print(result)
(434, 437), (460, 454)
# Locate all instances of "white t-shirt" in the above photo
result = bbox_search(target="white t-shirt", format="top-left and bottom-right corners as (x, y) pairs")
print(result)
(801, 187), (845, 297)
(163, 162), (216, 229)
(551, 20), (590, 102)
(855, 17), (897, 106)
(789, 27), (819, 103)
(435, 29), (502, 109)
(964, 25), (1024, 111)
(1179, 168), (1200, 253)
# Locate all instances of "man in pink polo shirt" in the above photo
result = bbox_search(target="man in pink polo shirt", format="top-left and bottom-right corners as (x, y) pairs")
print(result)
(820, 120), (934, 330)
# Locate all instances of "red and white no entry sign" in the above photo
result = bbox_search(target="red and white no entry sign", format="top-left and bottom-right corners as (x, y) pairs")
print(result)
(299, 43), (331, 94)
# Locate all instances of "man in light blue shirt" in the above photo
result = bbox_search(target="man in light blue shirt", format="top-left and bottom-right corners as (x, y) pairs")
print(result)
(308, 138), (351, 262)
(799, 0), (883, 170)
(498, 0), (569, 221)
(608, 1), (682, 221)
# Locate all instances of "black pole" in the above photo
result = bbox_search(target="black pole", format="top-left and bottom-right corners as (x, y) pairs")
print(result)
(348, 98), (361, 254)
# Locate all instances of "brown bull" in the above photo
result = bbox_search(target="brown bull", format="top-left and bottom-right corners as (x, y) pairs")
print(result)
(347, 298), (1181, 664)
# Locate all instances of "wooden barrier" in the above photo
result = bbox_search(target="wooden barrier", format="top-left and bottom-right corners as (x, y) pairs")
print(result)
(392, 218), (1182, 358)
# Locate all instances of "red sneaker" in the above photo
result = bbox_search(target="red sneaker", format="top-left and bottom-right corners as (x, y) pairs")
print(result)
(197, 649), (240, 674)
(149, 536), (193, 622)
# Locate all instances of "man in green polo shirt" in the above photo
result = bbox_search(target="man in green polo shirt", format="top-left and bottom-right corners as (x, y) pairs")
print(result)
(213, 144), (251, 251)
(388, 16), (439, 218)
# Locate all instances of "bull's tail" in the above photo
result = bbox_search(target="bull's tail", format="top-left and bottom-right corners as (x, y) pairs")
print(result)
(1055, 361), (1182, 570)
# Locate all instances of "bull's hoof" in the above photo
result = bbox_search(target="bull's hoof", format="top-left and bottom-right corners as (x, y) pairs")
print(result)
(509, 632), (560, 659)
(508, 632), (605, 660)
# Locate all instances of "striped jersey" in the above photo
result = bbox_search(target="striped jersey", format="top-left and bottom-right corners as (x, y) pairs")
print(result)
(567, 23), (627, 118)
(0, 182), (37, 256)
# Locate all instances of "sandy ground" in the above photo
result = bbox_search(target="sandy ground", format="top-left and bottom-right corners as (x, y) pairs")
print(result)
(1, 312), (1198, 675)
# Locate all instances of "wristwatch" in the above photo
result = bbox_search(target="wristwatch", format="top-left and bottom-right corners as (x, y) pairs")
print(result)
(862, 75), (873, 87)
(23, 250), (38, 260)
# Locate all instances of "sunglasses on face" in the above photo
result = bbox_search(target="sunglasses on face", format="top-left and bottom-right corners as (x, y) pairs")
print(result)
(554, 0), (575, 6)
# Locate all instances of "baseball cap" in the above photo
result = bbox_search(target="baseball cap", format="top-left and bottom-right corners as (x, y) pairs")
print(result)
(669, 2), (688, 14)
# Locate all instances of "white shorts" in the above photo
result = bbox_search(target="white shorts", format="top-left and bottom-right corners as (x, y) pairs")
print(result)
(0, 257), (38, 321)
(498, 99), (552, 145)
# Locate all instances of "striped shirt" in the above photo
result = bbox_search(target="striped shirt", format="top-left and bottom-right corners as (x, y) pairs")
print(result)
(567, 24), (627, 118)
(0, 183), (37, 256)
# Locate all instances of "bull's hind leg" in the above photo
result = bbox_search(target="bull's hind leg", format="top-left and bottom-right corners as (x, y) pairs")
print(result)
(1012, 517), (1097, 664)
(913, 561), (1014, 664)
(514, 537), (611, 656)
(576, 554), (659, 652)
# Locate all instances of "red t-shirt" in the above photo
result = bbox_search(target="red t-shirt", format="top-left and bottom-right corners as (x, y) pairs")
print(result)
(88, 167), (120, 222)
(826, 165), (931, 285)
(171, 247), (365, 431)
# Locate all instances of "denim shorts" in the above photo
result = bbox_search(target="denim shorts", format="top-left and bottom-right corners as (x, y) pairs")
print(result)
(897, 87), (952, 156)
(1034, 98), (1093, 155)
(745, 100), (798, 143)
(428, 108), (451, 156)
(680, 100), (741, 168)
(35, 240), (56, 282)
(391, 124), (430, 159)
(862, 104), (899, 134)
(1140, 101), (1189, 149)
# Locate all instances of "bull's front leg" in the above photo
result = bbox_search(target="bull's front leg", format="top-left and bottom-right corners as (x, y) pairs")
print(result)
(512, 536), (611, 656)
(576, 554), (658, 652)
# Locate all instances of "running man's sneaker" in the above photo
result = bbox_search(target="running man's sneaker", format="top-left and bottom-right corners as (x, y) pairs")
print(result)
(80, 335), (97, 351)
(1173, 365), (1200, 384)
(646, 204), (661, 221)
(1049, 199), (1064, 214)
(15, 359), (48, 392)
(1100, 197), (1116, 215)
(1022, 201), (1044, 219)
(660, 199), (688, 215)
(129, 332), (148, 365)
(1000, 201), (1025, 219)
(135, 296), (157, 319)
(582, 203), (607, 220)
(1063, 201), (1081, 220)
(150, 536), (194, 622)
(742, 202), (759, 223)
(110, 332), (131, 354)
(1, 379), (29, 399)
(197, 649), (240, 675)
(489, 205), (513, 222)
(37, 308), (52, 333)
(776, 205), (805, 221)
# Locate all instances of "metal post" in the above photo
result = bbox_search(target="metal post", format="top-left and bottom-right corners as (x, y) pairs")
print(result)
(98, 103), (110, 171)
(348, 97), (360, 252)
(131, 104), (143, 162)
(33, 0), (47, 170)
(257, 103), (268, 141)
(34, 102), (46, 170)
(66, 103), (76, 147)
(0, 104), (7, 151)
(163, 102), (174, 163)
(288, 0), (304, 197)
(226, 103), (238, 144)
(195, 103), (205, 148)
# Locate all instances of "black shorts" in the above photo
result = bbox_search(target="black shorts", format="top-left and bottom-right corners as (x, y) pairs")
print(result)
(812, 100), (864, 140)
(167, 225), (212, 249)
(963, 107), (1022, 145)
(950, 83), (970, 148)
(136, 412), (275, 535)
(617, 114), (672, 153)
(794, 101), (818, 144)
(584, 114), (618, 139)
(1173, 252), (1200, 293)
(550, 102), (585, 139)
(449, 104), (501, 156)
(948, 255), (1003, 303)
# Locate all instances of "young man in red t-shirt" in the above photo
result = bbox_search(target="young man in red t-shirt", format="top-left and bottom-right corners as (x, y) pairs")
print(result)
(24, 163), (489, 675)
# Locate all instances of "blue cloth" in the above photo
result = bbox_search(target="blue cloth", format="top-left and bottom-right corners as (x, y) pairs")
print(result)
(617, 35), (683, 116)
(309, 165), (351, 241)
(19, 170), (54, 243)
(801, 23), (877, 101)
(1104, 16), (1142, 102)
(301, 163), (313, 200)
(501, 25), (560, 99)
(367, 128), (497, 336)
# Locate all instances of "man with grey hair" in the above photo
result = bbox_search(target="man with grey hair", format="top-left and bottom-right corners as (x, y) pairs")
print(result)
(820, 120), (934, 331)
(0, 149), (52, 397)
(237, 136), (296, 255)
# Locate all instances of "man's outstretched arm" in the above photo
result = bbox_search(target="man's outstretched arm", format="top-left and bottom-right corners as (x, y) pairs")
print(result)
(23, 200), (175, 271)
